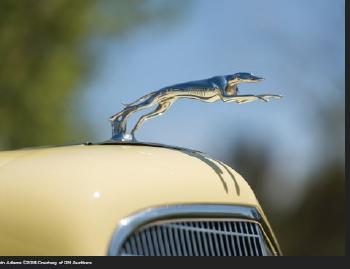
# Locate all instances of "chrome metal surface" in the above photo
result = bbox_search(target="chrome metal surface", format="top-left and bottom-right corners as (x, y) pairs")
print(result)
(109, 73), (282, 141)
(118, 219), (268, 256)
(108, 205), (281, 256)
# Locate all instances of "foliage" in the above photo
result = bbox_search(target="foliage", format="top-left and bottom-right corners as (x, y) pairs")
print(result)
(0, 0), (179, 149)
(276, 164), (345, 255)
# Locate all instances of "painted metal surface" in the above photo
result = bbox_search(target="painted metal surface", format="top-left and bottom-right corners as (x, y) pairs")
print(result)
(0, 144), (273, 255)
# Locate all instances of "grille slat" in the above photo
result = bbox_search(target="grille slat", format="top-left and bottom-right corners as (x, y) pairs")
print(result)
(125, 241), (132, 254)
(189, 222), (199, 256)
(135, 233), (144, 256)
(248, 223), (256, 256)
(161, 226), (171, 256)
(218, 223), (227, 256)
(129, 235), (138, 255)
(239, 222), (248, 255)
(211, 222), (220, 256)
(232, 222), (242, 256)
(199, 222), (210, 255)
(119, 219), (267, 256)
(173, 224), (183, 256)
(140, 231), (150, 256)
(178, 224), (188, 256)
(246, 225), (253, 255)
(166, 226), (177, 256)
(194, 222), (204, 256)
(145, 229), (155, 256)
(223, 222), (232, 256)
(150, 227), (160, 256)
(155, 226), (166, 256)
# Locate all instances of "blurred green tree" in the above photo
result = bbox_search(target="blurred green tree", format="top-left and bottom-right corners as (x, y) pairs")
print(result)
(0, 0), (183, 150)
(277, 163), (345, 255)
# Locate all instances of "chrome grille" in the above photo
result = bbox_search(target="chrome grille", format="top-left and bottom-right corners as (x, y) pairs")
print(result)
(118, 219), (268, 256)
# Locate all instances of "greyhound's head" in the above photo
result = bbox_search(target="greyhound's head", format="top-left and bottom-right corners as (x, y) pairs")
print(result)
(228, 72), (264, 85)
(225, 72), (264, 95)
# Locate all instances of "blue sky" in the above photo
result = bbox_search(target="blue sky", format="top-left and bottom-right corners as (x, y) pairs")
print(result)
(81, 0), (344, 193)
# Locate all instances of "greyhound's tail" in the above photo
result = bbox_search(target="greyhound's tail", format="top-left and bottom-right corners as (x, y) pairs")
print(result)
(110, 91), (157, 122)
(122, 91), (156, 107)
(109, 110), (124, 122)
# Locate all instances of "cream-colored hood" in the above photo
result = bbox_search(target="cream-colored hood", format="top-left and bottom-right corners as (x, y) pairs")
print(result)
(0, 144), (261, 255)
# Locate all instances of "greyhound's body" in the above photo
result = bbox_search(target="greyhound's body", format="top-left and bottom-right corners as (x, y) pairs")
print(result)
(110, 73), (281, 139)
(126, 76), (230, 105)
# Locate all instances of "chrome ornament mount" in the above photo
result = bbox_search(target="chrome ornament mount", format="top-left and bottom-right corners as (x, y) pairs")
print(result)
(109, 72), (282, 142)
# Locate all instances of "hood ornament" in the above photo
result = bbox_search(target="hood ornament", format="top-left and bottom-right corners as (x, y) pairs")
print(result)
(109, 72), (282, 142)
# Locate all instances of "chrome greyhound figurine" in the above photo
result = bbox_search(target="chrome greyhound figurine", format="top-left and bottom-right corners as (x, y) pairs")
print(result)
(110, 72), (282, 141)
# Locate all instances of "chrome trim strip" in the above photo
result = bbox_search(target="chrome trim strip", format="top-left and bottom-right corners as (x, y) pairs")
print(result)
(108, 204), (281, 256)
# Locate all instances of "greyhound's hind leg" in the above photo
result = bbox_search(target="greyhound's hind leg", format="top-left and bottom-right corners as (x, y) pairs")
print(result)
(117, 98), (156, 133)
(131, 100), (174, 136)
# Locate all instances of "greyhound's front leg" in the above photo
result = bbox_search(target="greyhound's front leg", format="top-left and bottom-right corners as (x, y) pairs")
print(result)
(221, 94), (261, 104)
(222, 94), (281, 104)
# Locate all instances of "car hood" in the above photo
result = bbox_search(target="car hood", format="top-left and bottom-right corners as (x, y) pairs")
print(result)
(0, 144), (262, 255)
